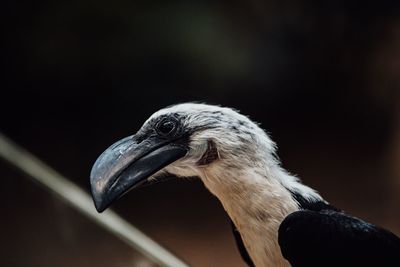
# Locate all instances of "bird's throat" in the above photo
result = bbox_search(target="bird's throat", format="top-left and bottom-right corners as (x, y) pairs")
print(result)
(200, 166), (297, 267)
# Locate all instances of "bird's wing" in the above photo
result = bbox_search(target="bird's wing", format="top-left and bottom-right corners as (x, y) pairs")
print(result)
(230, 219), (255, 267)
(278, 210), (400, 267)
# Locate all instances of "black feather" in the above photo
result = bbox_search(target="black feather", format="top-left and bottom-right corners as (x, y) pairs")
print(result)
(278, 196), (400, 267)
(230, 219), (255, 267)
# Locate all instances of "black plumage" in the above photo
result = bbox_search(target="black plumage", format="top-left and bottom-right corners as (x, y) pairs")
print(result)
(230, 192), (400, 267)
(230, 220), (255, 267)
(279, 208), (400, 267)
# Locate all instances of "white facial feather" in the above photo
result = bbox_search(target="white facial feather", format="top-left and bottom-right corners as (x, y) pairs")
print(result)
(146, 103), (323, 267)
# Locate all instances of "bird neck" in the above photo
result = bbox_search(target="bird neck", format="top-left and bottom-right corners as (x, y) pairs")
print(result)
(198, 162), (320, 267)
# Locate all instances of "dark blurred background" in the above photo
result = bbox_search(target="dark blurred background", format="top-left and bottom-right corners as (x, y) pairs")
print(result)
(1, 0), (400, 266)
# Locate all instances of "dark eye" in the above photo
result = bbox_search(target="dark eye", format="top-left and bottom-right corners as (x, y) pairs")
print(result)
(156, 119), (176, 136)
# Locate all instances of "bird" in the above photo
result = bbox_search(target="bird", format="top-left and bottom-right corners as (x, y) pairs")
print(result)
(90, 103), (400, 267)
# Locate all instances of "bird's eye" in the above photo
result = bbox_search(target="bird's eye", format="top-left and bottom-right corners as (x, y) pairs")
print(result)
(156, 119), (176, 136)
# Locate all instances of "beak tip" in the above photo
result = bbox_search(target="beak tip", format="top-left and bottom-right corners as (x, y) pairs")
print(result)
(94, 204), (106, 213)
(91, 185), (110, 213)
(92, 195), (109, 213)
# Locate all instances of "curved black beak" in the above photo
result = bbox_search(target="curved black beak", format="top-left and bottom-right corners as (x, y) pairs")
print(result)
(90, 135), (187, 212)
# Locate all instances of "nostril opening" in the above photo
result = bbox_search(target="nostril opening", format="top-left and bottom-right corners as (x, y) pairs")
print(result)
(133, 134), (146, 144)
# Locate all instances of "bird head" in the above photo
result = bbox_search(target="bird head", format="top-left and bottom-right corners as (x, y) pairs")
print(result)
(90, 103), (278, 212)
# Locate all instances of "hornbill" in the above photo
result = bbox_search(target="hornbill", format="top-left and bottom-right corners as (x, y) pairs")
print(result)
(90, 103), (400, 267)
